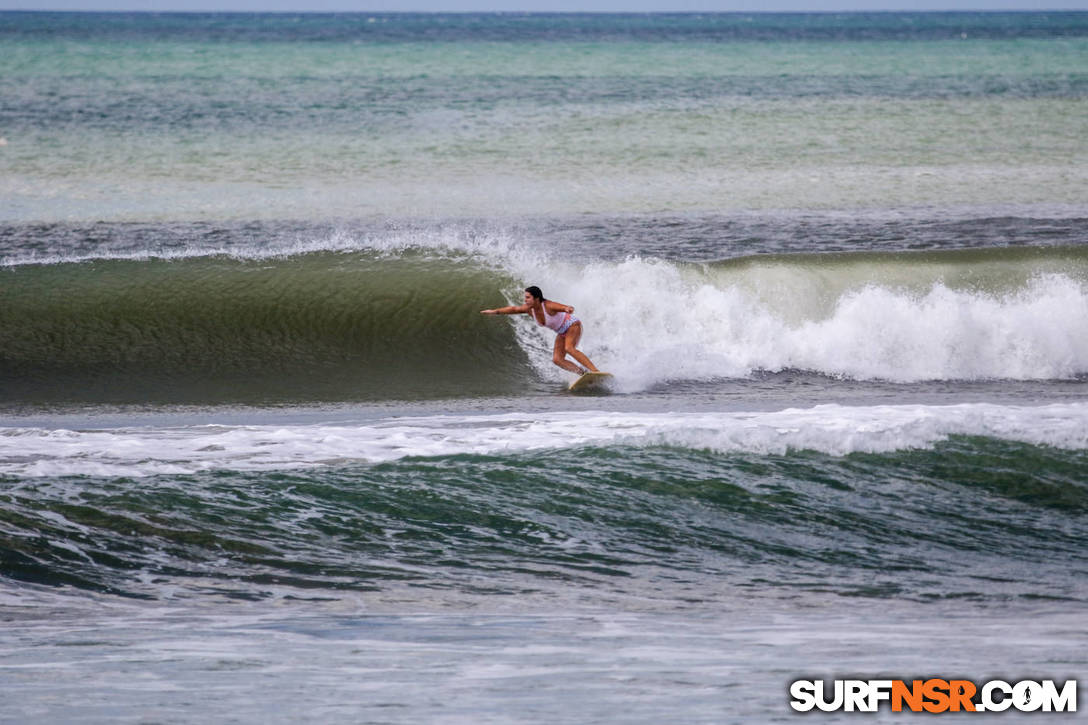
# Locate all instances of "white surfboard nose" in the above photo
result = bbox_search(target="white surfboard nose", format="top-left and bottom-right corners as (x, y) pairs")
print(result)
(569, 372), (614, 392)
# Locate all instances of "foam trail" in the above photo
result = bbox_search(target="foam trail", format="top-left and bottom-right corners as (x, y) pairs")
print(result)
(4, 402), (1088, 477)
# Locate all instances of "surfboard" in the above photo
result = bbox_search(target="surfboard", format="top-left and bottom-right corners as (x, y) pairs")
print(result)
(569, 371), (613, 392)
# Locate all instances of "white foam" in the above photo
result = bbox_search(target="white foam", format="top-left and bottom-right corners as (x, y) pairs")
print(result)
(3, 402), (1086, 478)
(521, 259), (1088, 386)
(6, 226), (1087, 384)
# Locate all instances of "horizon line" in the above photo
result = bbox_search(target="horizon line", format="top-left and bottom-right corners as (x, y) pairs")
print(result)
(3, 7), (1086, 12)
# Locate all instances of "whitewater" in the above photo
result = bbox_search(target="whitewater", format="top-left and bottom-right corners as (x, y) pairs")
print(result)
(2, 11), (1087, 725)
(3, 229), (1088, 407)
(4, 403), (1088, 479)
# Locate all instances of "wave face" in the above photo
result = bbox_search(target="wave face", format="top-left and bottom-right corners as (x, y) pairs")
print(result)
(3, 239), (1088, 404)
(0, 250), (529, 404)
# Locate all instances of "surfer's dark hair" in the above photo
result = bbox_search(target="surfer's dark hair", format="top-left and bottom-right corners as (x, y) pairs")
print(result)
(525, 286), (544, 301)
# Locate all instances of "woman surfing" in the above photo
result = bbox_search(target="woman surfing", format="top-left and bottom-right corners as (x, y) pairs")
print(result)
(481, 286), (600, 376)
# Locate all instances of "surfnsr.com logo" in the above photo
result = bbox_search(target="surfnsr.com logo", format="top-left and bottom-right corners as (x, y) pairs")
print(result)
(789, 679), (1077, 713)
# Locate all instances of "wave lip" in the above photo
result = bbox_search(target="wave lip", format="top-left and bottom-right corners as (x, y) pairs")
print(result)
(4, 402), (1088, 478)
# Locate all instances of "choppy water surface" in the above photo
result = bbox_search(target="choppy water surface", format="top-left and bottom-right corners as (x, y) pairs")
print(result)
(1, 11), (1087, 723)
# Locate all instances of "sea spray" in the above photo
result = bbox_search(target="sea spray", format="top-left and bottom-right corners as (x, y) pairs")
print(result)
(519, 249), (1088, 386)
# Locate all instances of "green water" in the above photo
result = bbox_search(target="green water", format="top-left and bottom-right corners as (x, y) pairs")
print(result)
(2, 13), (1087, 724)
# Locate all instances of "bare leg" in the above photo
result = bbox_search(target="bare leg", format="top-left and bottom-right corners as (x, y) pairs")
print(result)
(552, 334), (583, 373)
(561, 323), (599, 372)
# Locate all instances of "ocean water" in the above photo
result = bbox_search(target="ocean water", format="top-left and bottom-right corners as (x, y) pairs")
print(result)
(1, 11), (1087, 723)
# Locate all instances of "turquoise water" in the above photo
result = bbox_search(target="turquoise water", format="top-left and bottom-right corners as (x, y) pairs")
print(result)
(3, 12), (1087, 219)
(1, 12), (1087, 723)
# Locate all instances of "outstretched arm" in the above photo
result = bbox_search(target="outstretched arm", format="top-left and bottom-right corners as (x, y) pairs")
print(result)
(543, 300), (574, 315)
(481, 303), (530, 315)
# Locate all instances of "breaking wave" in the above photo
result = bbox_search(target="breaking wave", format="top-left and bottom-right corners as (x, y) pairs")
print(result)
(2, 237), (1087, 404)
